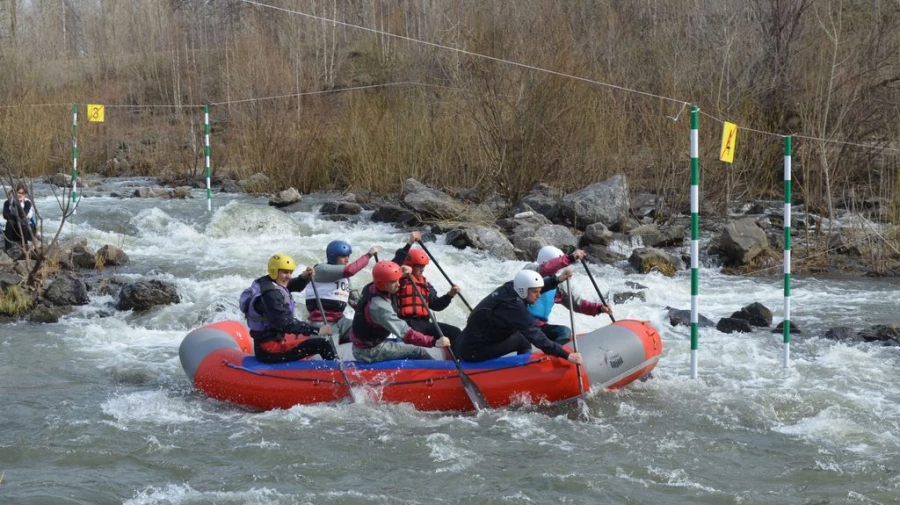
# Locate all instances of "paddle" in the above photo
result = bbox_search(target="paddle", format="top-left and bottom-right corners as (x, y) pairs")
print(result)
(417, 241), (473, 312)
(582, 260), (615, 323)
(407, 274), (488, 411)
(309, 273), (354, 398)
(566, 277), (591, 421)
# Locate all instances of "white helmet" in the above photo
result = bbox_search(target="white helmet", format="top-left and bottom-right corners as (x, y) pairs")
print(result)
(513, 270), (544, 299)
(536, 246), (565, 265)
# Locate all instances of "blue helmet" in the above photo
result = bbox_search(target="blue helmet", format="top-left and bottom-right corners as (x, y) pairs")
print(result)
(326, 240), (352, 264)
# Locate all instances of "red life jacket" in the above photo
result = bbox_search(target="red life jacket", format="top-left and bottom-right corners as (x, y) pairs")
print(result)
(396, 275), (431, 319)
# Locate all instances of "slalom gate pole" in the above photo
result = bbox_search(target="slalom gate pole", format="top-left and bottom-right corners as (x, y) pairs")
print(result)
(204, 104), (212, 212)
(783, 136), (792, 367)
(71, 103), (79, 214)
(690, 105), (700, 379)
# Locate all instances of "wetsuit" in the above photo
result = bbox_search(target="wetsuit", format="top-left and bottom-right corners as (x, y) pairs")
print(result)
(456, 278), (572, 362)
(244, 274), (335, 363)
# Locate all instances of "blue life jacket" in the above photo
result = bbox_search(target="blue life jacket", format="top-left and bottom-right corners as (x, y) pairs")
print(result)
(527, 288), (557, 322)
(239, 277), (293, 332)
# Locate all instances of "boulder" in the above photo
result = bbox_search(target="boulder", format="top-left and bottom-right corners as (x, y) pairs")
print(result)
(581, 223), (614, 246)
(402, 178), (468, 220)
(482, 192), (509, 216)
(858, 325), (900, 345)
(320, 201), (363, 215)
(71, 244), (97, 270)
(44, 272), (90, 306)
(628, 247), (683, 276)
(515, 183), (563, 221)
(48, 173), (73, 188)
(666, 307), (715, 328)
(117, 279), (180, 312)
(97, 245), (129, 267)
(560, 175), (630, 229)
(4, 244), (25, 261)
(511, 224), (578, 261)
(828, 233), (861, 256)
(132, 187), (171, 198)
(582, 244), (627, 265)
(823, 327), (858, 341)
(729, 302), (773, 327)
(772, 321), (802, 334)
(613, 291), (645, 304)
(717, 317), (753, 334)
(171, 186), (193, 199)
(268, 187), (302, 208)
(719, 217), (769, 265)
(28, 304), (73, 324)
(371, 203), (420, 227)
(445, 226), (516, 260)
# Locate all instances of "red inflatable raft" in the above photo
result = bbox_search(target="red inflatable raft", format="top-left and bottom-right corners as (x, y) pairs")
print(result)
(179, 319), (662, 412)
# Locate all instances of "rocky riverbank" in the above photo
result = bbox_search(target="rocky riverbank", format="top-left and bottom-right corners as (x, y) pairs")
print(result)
(1, 174), (897, 346)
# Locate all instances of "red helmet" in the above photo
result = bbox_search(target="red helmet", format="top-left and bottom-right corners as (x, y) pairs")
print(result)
(373, 261), (403, 290)
(405, 249), (429, 267)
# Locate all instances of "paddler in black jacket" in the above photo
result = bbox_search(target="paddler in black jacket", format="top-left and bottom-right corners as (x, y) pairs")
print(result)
(455, 269), (584, 364)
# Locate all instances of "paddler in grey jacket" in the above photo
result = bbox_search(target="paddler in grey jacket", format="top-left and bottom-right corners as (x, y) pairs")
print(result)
(304, 240), (379, 344)
(350, 261), (451, 363)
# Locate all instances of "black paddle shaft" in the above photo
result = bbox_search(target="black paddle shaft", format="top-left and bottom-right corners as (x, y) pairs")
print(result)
(582, 260), (616, 323)
(417, 242), (473, 312)
(407, 275), (488, 411)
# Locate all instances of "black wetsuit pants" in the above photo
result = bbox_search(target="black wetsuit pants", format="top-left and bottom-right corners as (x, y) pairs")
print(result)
(254, 334), (337, 363)
(454, 331), (532, 362)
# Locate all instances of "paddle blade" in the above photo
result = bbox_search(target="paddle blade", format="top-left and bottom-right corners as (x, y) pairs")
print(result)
(458, 368), (489, 411)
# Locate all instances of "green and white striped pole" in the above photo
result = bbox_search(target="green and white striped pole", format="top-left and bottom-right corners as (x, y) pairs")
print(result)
(783, 135), (792, 367)
(71, 103), (79, 214)
(690, 105), (700, 379)
(204, 104), (212, 211)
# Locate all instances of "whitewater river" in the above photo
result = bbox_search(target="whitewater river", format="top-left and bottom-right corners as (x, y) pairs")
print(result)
(1, 178), (898, 505)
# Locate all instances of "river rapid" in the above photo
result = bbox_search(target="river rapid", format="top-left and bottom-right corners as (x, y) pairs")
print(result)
(1, 178), (898, 505)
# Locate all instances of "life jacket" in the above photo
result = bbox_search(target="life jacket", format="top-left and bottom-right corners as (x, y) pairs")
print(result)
(527, 288), (557, 322)
(396, 275), (431, 319)
(350, 283), (394, 347)
(239, 277), (293, 332)
(304, 276), (351, 321)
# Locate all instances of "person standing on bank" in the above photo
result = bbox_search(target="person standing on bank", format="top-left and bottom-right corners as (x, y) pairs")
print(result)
(391, 231), (462, 343)
(305, 240), (379, 344)
(455, 269), (584, 365)
(3, 184), (35, 251)
(523, 246), (613, 344)
(240, 253), (335, 363)
(350, 261), (451, 364)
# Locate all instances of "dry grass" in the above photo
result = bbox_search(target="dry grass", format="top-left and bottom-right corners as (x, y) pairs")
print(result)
(0, 0), (897, 218)
(0, 285), (34, 317)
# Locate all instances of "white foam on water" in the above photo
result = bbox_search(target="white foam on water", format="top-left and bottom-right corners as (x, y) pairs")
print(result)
(426, 432), (479, 473)
(101, 390), (201, 429)
(125, 483), (285, 505)
(646, 465), (721, 493)
(27, 190), (900, 473)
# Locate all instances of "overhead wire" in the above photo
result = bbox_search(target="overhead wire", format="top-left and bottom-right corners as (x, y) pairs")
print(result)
(238, 0), (900, 154)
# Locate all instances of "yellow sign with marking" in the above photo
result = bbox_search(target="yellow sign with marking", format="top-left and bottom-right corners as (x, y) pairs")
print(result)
(87, 104), (105, 123)
(720, 121), (737, 163)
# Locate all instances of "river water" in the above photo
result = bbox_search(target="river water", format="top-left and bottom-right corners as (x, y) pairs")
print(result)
(1, 179), (898, 505)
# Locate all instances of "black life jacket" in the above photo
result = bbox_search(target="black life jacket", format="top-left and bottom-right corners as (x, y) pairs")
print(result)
(350, 283), (395, 347)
